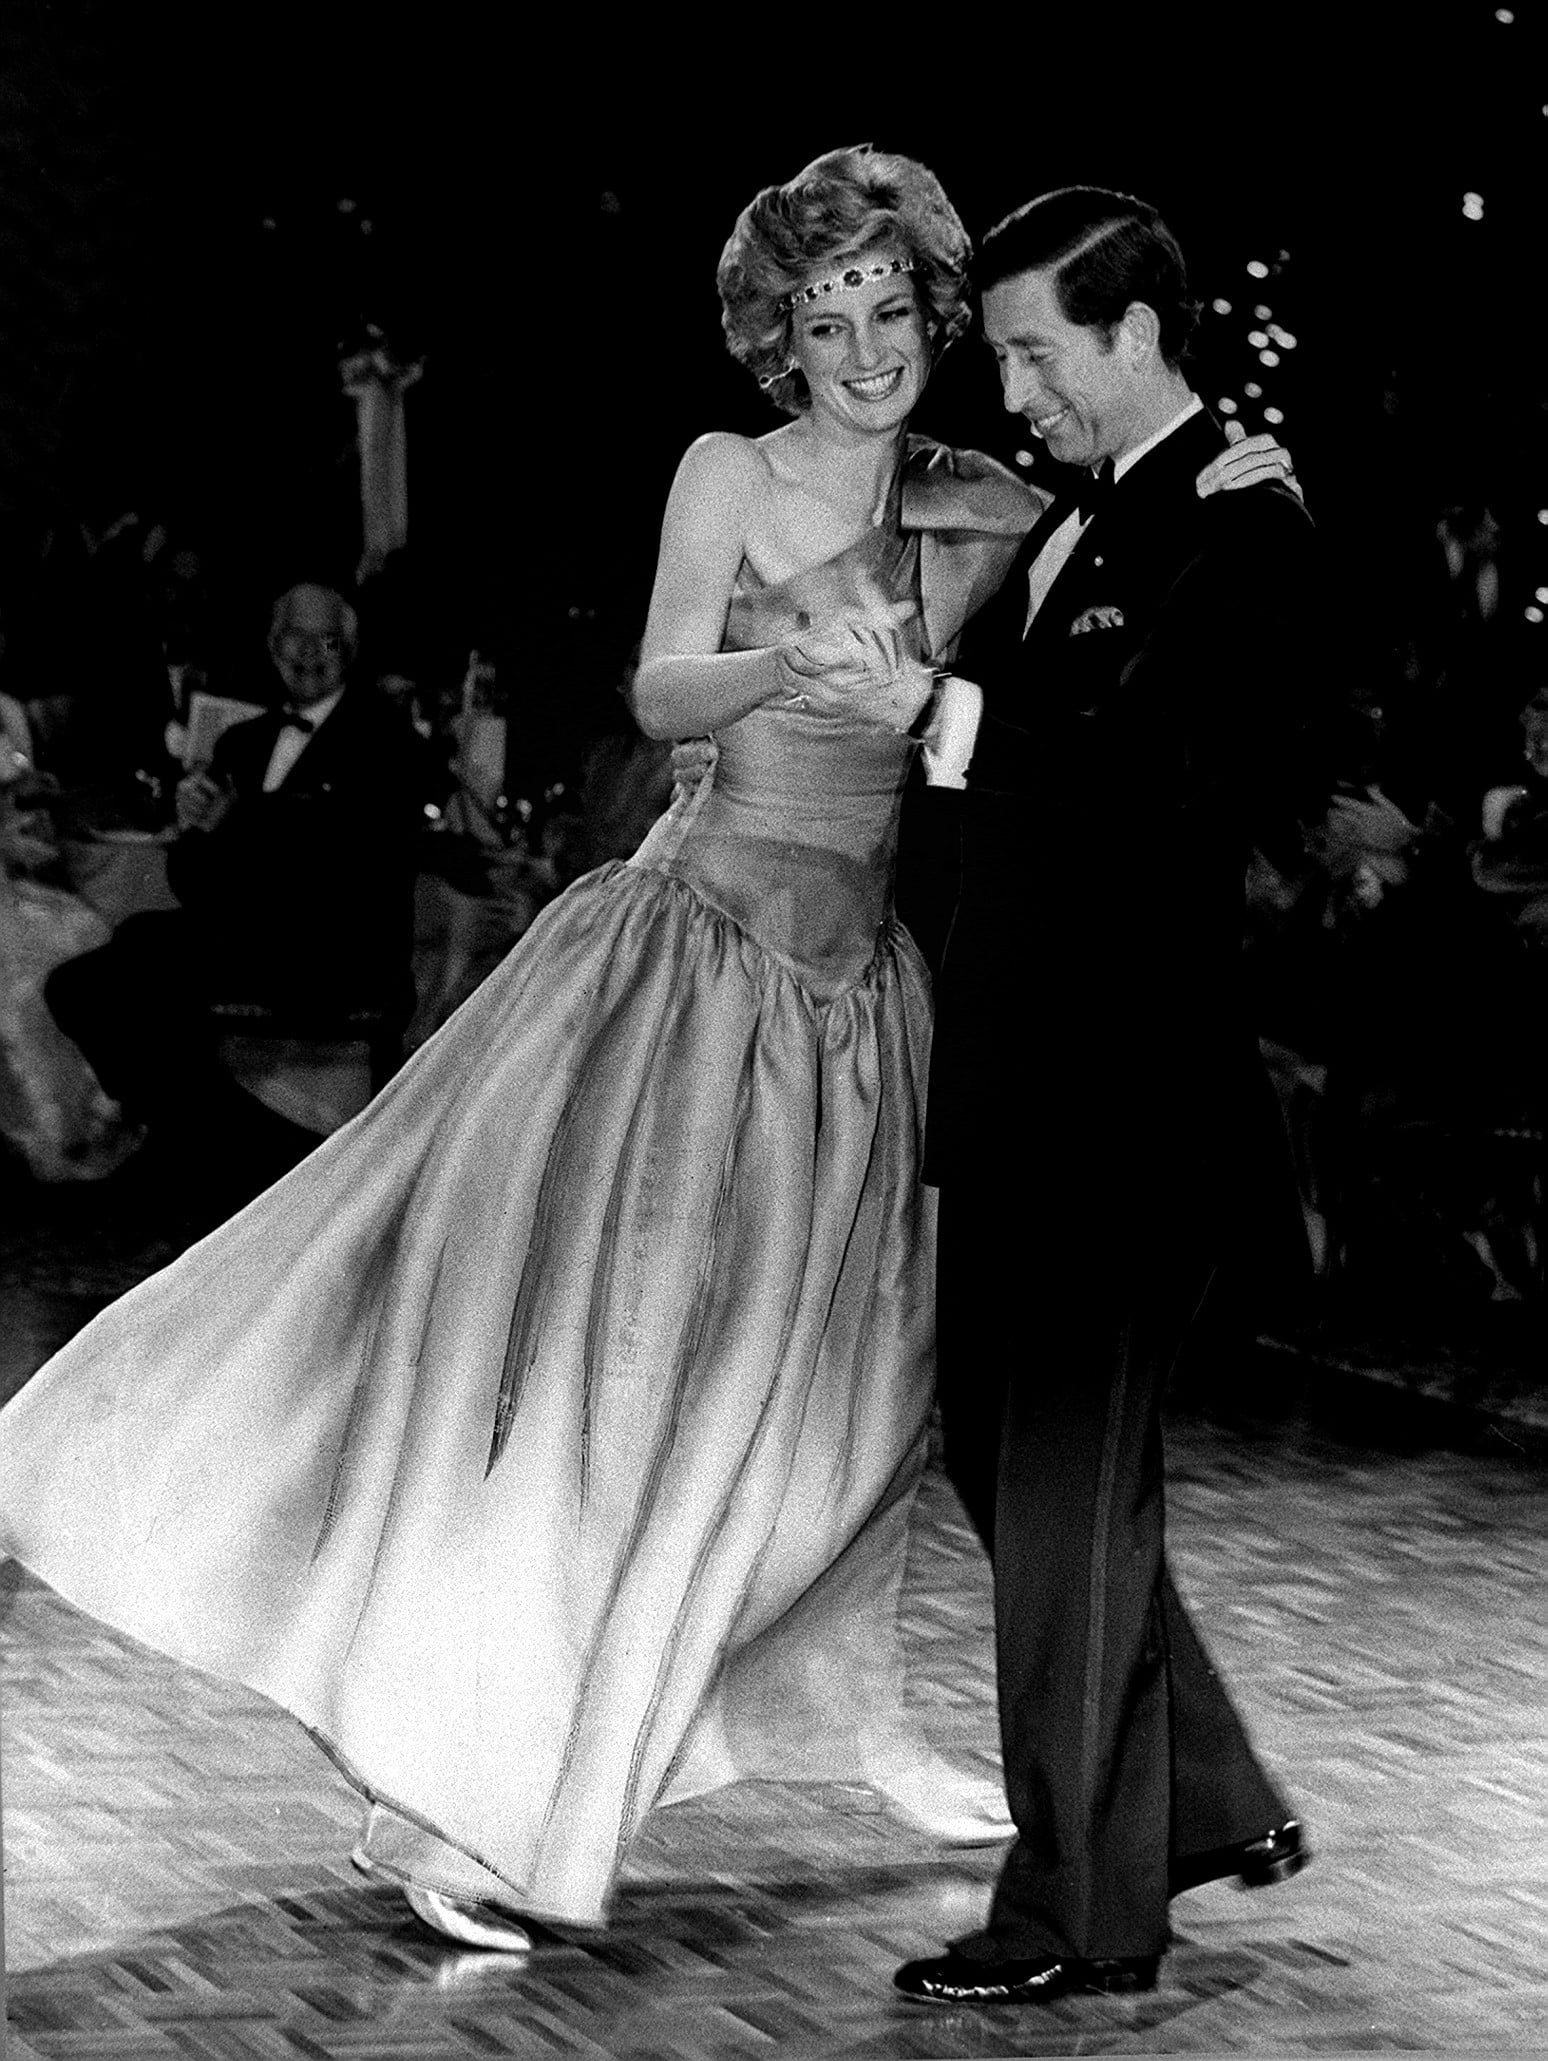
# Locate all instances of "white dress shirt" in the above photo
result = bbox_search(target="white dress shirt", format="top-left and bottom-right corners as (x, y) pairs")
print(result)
(262, 687), (344, 793)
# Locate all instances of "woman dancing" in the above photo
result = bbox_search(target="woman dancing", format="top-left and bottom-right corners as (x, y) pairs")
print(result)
(0, 144), (1284, 1952)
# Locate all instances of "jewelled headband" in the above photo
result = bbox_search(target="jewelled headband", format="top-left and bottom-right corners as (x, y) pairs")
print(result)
(782, 257), (915, 311)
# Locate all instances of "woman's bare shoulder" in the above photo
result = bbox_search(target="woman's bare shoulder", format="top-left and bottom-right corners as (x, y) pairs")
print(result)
(672, 430), (775, 498)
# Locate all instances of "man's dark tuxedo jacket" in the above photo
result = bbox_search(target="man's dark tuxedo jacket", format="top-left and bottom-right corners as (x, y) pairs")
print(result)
(166, 684), (429, 1015)
(925, 406), (1325, 1275)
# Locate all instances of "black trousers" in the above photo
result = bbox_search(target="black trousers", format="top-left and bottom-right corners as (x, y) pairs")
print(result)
(935, 1177), (1287, 1961)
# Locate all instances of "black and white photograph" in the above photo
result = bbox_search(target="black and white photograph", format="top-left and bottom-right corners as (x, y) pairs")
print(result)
(0, 9), (1544, 2057)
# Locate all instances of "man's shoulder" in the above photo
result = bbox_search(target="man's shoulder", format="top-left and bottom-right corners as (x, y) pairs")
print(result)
(1110, 459), (1313, 569)
(329, 684), (421, 748)
(1192, 475), (1318, 571)
(1119, 408), (1312, 545)
(1083, 465), (1263, 583)
(1200, 473), (1314, 529)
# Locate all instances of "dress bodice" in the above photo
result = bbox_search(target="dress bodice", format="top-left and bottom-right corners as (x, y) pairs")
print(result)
(631, 438), (1040, 1002)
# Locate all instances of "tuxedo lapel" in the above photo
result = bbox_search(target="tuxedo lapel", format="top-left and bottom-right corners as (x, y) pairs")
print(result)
(271, 689), (371, 794)
(1020, 487), (1081, 572)
(954, 490), (1075, 677)
(1023, 410), (1227, 657)
(224, 714), (285, 796)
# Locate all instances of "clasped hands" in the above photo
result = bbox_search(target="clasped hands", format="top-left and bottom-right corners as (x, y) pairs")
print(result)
(773, 578), (935, 733)
(761, 428), (1302, 733)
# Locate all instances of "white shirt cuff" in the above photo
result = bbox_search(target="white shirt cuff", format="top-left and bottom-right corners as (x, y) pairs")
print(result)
(921, 676), (983, 790)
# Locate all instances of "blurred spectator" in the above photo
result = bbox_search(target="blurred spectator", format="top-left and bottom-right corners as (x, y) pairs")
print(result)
(1472, 685), (1548, 938)
(1246, 785), (1427, 1277)
(569, 652), (675, 874)
(0, 690), (141, 1181)
(1245, 693), (1548, 1305)
(44, 583), (432, 1167)
(1386, 500), (1523, 831)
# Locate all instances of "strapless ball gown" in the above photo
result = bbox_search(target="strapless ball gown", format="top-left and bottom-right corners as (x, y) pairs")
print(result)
(0, 440), (1036, 1925)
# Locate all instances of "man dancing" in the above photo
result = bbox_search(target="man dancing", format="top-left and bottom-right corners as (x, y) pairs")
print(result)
(896, 186), (1319, 2006)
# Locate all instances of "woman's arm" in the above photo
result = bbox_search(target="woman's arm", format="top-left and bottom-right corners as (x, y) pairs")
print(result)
(631, 435), (793, 741)
(632, 435), (931, 738)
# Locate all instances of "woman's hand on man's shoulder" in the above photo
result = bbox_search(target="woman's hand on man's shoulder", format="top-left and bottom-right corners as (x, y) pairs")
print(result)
(1196, 429), (1302, 503)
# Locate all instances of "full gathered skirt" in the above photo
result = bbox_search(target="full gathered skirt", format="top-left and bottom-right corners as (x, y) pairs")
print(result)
(0, 857), (940, 1922)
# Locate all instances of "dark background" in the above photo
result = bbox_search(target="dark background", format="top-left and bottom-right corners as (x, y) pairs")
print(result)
(1, 5), (1544, 715)
(1, 7), (1545, 1394)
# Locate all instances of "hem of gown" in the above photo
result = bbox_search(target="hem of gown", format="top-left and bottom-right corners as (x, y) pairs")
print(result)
(307, 1729), (614, 1930)
(1, 1548), (613, 1927)
(5, 1540), (992, 1931)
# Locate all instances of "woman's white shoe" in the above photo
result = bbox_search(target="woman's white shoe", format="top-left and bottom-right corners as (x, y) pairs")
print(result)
(403, 1883), (533, 1952)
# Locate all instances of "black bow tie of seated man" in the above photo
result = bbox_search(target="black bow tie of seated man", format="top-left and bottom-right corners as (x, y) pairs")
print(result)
(279, 705), (316, 733)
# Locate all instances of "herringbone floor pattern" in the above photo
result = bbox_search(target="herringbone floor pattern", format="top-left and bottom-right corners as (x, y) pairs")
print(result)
(4, 1387), (1546, 2057)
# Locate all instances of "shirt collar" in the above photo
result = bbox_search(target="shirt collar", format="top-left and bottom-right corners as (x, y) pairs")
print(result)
(1112, 393), (1204, 483)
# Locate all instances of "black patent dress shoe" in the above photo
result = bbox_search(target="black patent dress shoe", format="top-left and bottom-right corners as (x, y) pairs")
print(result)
(1170, 1819), (1308, 1896)
(893, 1948), (1160, 2006)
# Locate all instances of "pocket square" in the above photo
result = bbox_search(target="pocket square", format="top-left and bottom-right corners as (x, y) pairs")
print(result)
(1069, 604), (1125, 636)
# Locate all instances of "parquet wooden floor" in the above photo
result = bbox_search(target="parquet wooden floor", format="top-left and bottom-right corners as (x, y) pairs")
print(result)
(4, 1387), (1546, 2058)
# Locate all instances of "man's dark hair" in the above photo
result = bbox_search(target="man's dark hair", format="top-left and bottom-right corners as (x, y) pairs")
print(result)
(976, 186), (1200, 367)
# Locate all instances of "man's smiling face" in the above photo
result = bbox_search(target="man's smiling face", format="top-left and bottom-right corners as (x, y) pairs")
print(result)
(981, 265), (1144, 470)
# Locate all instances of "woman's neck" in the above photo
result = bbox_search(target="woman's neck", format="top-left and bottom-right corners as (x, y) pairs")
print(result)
(786, 413), (909, 526)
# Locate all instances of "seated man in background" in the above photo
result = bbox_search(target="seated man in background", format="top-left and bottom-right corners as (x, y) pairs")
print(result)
(46, 583), (430, 1182)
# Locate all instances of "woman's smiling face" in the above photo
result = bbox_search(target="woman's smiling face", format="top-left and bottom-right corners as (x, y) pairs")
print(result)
(787, 254), (929, 436)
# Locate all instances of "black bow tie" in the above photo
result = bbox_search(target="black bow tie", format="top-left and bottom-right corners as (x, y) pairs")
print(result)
(1054, 460), (1116, 527)
(279, 706), (316, 733)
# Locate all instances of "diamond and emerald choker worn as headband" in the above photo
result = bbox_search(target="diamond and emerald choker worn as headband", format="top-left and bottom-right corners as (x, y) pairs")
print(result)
(782, 257), (914, 310)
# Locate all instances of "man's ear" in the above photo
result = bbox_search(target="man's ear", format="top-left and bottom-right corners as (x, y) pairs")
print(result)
(1118, 300), (1161, 369)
